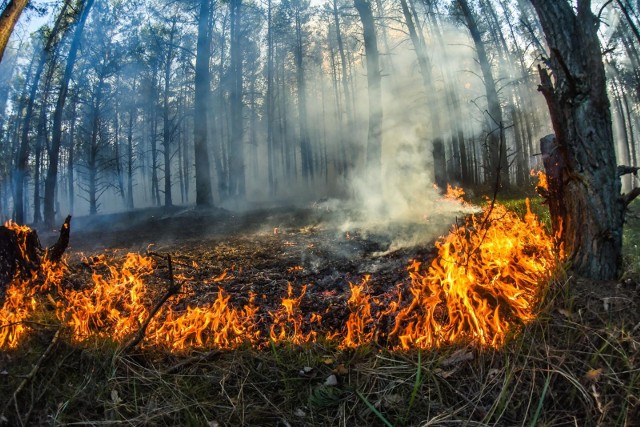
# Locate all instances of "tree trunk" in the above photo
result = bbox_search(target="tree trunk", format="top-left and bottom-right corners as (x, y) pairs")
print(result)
(43, 0), (95, 226)
(530, 0), (639, 280)
(228, 0), (245, 199)
(162, 20), (177, 208)
(457, 0), (508, 187)
(0, 0), (28, 64)
(354, 0), (382, 187)
(400, 0), (445, 185)
(15, 0), (72, 224)
(194, 0), (214, 206)
(294, 3), (313, 181)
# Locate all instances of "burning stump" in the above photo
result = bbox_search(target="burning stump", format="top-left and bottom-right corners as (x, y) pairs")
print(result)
(0, 216), (71, 288)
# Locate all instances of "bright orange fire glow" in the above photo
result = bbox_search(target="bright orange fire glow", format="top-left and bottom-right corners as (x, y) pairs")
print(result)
(1, 198), (556, 351)
(390, 199), (555, 348)
(531, 169), (548, 192)
(444, 184), (466, 202)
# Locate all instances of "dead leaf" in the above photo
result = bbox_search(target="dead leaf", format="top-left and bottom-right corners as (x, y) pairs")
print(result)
(111, 390), (122, 405)
(558, 308), (573, 319)
(585, 368), (603, 382)
(294, 408), (306, 417)
(332, 364), (348, 375)
(322, 357), (334, 365)
(383, 394), (403, 408)
(299, 366), (314, 376)
(441, 349), (473, 367)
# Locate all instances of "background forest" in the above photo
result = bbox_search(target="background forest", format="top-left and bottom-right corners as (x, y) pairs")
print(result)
(0, 0), (638, 224)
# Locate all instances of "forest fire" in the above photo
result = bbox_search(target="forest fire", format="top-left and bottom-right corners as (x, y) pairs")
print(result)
(0, 197), (556, 352)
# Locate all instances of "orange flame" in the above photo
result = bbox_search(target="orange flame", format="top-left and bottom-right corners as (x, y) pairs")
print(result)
(531, 169), (548, 192)
(340, 276), (375, 348)
(1, 200), (557, 351)
(391, 199), (555, 348)
(444, 184), (466, 202)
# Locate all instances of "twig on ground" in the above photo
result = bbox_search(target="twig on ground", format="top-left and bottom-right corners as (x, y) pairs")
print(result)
(120, 254), (181, 354)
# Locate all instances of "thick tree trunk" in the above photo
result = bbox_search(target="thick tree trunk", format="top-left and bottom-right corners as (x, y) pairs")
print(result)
(354, 0), (382, 187)
(194, 0), (214, 206)
(530, 0), (640, 280)
(43, 0), (95, 226)
(0, 0), (28, 64)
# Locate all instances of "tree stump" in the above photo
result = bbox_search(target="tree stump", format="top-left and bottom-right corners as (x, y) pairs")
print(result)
(0, 215), (71, 288)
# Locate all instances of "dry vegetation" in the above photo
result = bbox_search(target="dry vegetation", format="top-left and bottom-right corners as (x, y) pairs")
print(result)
(0, 200), (639, 426)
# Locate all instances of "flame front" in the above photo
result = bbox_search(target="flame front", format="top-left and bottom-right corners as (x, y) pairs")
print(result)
(391, 200), (555, 348)
(1, 198), (556, 351)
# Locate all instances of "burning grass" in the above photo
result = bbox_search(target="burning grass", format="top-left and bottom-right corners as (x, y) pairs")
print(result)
(1, 197), (554, 352)
(1, 195), (638, 425)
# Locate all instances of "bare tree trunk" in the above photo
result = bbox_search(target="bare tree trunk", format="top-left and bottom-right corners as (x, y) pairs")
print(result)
(15, 0), (72, 224)
(229, 0), (245, 199)
(67, 98), (76, 214)
(332, 0), (353, 125)
(400, 0), (446, 186)
(354, 0), (382, 188)
(294, 3), (313, 182)
(457, 0), (508, 187)
(194, 0), (214, 206)
(531, 0), (640, 280)
(162, 20), (177, 207)
(0, 0), (28, 64)
(44, 0), (95, 226)
(126, 84), (136, 210)
(266, 0), (276, 193)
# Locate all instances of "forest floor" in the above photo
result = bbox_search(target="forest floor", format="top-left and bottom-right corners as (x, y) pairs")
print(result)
(1, 199), (639, 426)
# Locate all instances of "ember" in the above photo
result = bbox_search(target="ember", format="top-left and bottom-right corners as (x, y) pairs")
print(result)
(0, 200), (556, 351)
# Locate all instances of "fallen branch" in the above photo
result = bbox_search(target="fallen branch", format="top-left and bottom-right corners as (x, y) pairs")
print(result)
(119, 254), (181, 354)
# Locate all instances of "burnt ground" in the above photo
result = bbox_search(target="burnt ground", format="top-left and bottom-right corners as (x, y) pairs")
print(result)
(36, 204), (445, 341)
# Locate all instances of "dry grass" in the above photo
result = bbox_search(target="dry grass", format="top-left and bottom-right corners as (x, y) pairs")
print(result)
(0, 269), (638, 427)
(1, 201), (639, 426)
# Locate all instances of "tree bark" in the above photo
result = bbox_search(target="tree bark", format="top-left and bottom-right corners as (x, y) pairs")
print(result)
(294, 2), (313, 181)
(457, 0), (508, 187)
(228, 0), (245, 199)
(530, 0), (638, 280)
(194, 0), (214, 206)
(43, 0), (95, 226)
(15, 0), (72, 224)
(0, 0), (28, 64)
(354, 0), (382, 187)
(162, 19), (177, 208)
